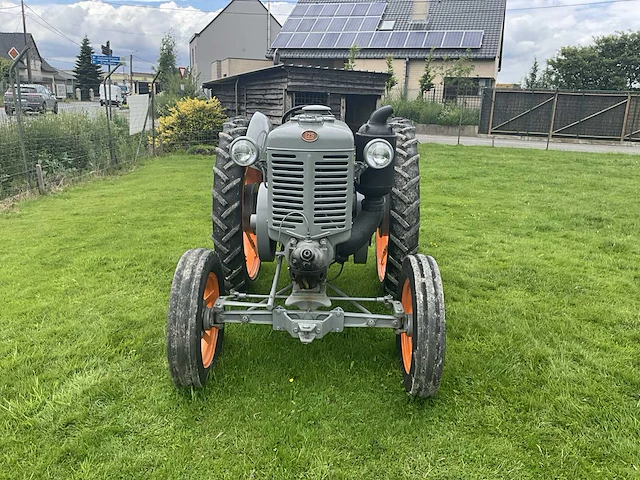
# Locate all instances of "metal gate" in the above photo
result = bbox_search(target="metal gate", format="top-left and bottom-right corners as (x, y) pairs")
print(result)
(479, 89), (640, 142)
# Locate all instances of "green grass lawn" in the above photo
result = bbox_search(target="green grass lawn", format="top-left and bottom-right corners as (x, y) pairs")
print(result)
(1, 145), (639, 479)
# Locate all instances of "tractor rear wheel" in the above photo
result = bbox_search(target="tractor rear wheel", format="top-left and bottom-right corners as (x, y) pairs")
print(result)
(167, 248), (225, 388)
(376, 118), (420, 295)
(397, 254), (446, 398)
(212, 117), (262, 292)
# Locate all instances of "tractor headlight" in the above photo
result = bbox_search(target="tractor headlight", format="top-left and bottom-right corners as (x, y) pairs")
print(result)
(363, 139), (394, 169)
(229, 137), (258, 166)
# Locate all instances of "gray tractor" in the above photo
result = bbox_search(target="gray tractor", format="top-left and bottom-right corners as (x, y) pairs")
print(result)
(167, 105), (445, 398)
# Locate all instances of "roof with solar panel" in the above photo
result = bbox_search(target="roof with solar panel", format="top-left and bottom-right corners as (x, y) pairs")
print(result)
(268, 0), (507, 59)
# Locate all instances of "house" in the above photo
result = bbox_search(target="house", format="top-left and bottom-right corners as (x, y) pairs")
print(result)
(267, 0), (507, 100)
(189, 0), (282, 84)
(0, 32), (69, 94)
(202, 63), (389, 130)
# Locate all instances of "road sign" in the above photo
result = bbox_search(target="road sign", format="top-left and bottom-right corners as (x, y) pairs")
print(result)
(8, 47), (19, 60)
(91, 54), (121, 66)
(178, 66), (187, 78)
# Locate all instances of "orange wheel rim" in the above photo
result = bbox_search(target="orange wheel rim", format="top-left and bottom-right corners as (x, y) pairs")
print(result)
(201, 272), (220, 368)
(400, 279), (413, 373)
(376, 229), (389, 282)
(243, 168), (262, 280)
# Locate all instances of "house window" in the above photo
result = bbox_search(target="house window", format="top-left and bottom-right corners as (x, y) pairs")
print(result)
(293, 91), (328, 107)
(443, 77), (489, 101)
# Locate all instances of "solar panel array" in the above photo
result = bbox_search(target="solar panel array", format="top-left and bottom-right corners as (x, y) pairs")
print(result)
(271, 3), (484, 50)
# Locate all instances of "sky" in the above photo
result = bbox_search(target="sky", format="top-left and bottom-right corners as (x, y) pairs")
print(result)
(0, 0), (639, 83)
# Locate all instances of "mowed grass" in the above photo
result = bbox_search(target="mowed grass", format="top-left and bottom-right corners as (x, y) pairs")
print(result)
(1, 144), (639, 479)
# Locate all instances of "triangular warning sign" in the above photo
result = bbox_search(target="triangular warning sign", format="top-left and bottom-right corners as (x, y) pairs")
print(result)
(178, 67), (187, 78)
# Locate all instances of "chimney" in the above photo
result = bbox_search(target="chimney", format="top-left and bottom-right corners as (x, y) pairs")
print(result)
(411, 0), (429, 22)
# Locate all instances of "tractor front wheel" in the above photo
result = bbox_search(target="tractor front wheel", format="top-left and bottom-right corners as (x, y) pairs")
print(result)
(212, 117), (262, 292)
(397, 254), (446, 398)
(167, 248), (225, 388)
(376, 118), (420, 295)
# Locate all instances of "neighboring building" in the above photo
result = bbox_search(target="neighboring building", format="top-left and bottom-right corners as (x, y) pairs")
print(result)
(189, 0), (282, 84)
(267, 0), (507, 100)
(202, 64), (389, 130)
(0, 32), (68, 94)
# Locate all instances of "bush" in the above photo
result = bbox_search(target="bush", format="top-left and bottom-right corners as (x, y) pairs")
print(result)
(383, 97), (479, 126)
(156, 97), (226, 151)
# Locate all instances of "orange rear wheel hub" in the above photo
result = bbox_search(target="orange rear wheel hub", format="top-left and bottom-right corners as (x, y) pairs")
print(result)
(376, 229), (389, 282)
(201, 272), (220, 368)
(400, 278), (413, 373)
(243, 168), (262, 280)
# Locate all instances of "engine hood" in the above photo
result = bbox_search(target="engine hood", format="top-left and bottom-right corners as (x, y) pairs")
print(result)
(267, 110), (355, 152)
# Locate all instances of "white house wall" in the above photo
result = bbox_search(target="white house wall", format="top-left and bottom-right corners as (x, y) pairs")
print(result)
(190, 0), (281, 84)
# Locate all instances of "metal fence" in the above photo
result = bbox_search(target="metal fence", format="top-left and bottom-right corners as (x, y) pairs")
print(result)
(0, 105), (151, 201)
(480, 88), (640, 142)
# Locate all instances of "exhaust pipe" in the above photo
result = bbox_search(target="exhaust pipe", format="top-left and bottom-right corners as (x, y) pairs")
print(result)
(335, 197), (384, 262)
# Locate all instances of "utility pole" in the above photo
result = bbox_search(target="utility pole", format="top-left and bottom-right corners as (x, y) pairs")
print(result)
(267, 0), (271, 50)
(21, 0), (32, 83)
(130, 53), (133, 94)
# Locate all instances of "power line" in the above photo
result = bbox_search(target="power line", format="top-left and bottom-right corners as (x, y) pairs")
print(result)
(100, 0), (640, 11)
(25, 5), (81, 46)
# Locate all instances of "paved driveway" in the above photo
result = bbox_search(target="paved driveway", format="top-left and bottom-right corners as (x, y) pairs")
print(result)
(417, 134), (640, 155)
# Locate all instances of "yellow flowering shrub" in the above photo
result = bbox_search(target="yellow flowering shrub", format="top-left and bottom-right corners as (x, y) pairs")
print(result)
(156, 96), (226, 150)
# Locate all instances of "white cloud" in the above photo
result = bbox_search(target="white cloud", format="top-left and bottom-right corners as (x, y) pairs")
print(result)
(1, 0), (638, 83)
(501, 0), (640, 83)
(0, 0), (295, 71)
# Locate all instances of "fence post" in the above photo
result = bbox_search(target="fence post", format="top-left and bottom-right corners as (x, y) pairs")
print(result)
(620, 92), (632, 143)
(487, 87), (497, 135)
(9, 49), (30, 189)
(547, 90), (559, 150)
(102, 66), (119, 166)
(35, 164), (45, 194)
(150, 70), (161, 156)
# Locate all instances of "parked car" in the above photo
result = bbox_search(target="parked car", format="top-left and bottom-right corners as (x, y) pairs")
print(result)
(3, 84), (59, 115)
(99, 84), (124, 107)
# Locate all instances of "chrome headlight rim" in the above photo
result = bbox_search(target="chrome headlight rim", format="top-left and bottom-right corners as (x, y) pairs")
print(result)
(363, 138), (394, 170)
(229, 136), (259, 167)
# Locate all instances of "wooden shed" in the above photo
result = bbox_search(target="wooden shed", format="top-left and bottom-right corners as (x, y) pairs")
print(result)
(202, 64), (390, 131)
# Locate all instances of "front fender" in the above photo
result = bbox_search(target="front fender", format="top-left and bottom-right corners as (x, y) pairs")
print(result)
(246, 112), (272, 161)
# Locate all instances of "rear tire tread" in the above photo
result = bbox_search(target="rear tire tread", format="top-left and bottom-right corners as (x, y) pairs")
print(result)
(383, 118), (420, 295)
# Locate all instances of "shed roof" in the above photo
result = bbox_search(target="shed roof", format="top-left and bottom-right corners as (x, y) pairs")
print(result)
(202, 63), (389, 89)
(268, 0), (507, 60)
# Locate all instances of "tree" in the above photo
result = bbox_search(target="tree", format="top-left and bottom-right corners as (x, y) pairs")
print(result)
(0, 57), (11, 83)
(546, 45), (623, 91)
(73, 36), (103, 101)
(437, 54), (474, 98)
(523, 57), (539, 89)
(385, 54), (397, 93)
(157, 32), (178, 86)
(418, 52), (435, 98)
(522, 57), (551, 90)
(344, 44), (359, 70)
(545, 31), (640, 91)
(594, 31), (640, 90)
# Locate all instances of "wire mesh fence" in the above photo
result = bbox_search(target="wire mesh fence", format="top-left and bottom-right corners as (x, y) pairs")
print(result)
(0, 102), (151, 201)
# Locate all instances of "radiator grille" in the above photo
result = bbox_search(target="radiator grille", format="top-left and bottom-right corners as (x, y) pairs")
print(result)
(268, 150), (352, 236)
(271, 153), (305, 229)
(314, 156), (349, 231)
